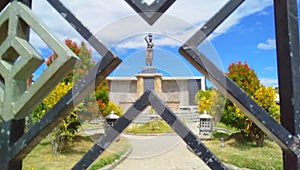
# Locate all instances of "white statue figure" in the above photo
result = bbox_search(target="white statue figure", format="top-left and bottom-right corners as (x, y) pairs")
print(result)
(144, 33), (154, 66)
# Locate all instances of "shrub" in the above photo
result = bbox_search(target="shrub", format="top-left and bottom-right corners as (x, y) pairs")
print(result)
(221, 62), (279, 146)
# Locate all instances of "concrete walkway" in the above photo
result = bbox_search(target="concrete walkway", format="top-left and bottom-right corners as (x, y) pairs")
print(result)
(113, 123), (211, 170)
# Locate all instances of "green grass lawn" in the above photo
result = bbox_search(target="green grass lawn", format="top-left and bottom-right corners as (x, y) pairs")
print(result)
(203, 131), (283, 170)
(80, 122), (104, 130)
(23, 133), (130, 170)
(125, 120), (282, 169)
(125, 120), (174, 134)
(216, 122), (239, 132)
(22, 122), (283, 170)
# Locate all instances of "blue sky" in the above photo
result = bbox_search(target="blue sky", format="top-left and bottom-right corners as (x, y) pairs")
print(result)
(107, 3), (278, 87)
(211, 5), (278, 87)
(27, 1), (289, 87)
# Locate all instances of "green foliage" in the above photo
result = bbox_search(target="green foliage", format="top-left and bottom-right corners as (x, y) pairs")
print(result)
(94, 80), (109, 116)
(195, 89), (211, 113)
(209, 90), (225, 125)
(227, 61), (260, 96)
(195, 89), (211, 103)
(222, 101), (248, 130)
(31, 102), (47, 121)
(105, 101), (124, 117)
(32, 82), (81, 153)
(195, 88), (225, 125)
(32, 39), (110, 153)
(250, 86), (280, 146)
(46, 39), (94, 82)
(222, 62), (260, 131)
(221, 61), (279, 147)
(253, 86), (280, 120)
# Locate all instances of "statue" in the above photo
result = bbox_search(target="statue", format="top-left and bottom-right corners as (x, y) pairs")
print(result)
(144, 33), (154, 66)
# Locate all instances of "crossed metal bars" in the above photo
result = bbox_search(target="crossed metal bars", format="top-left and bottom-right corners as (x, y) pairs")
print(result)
(0, 0), (300, 169)
(73, 90), (226, 169)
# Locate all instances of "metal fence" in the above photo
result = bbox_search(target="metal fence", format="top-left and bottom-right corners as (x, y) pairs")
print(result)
(0, 0), (299, 169)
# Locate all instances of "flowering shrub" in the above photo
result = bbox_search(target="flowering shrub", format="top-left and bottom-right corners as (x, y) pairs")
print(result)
(196, 89), (225, 126)
(195, 89), (212, 113)
(105, 101), (124, 117)
(221, 61), (279, 146)
(227, 61), (260, 96)
(32, 39), (110, 152)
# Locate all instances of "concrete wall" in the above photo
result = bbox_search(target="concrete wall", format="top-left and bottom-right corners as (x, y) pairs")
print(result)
(107, 76), (205, 113)
(108, 78), (137, 111)
(162, 79), (188, 112)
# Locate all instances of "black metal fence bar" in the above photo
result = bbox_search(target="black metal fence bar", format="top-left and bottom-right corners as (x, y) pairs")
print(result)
(179, 46), (297, 156)
(179, 0), (300, 159)
(185, 0), (244, 47)
(0, 0), (10, 11)
(0, 120), (25, 170)
(74, 90), (227, 169)
(124, 0), (176, 25)
(0, 0), (299, 169)
(274, 0), (300, 169)
(47, 0), (117, 60)
(73, 90), (151, 170)
(0, 1), (31, 169)
(9, 0), (122, 162)
(10, 56), (121, 161)
(149, 91), (227, 169)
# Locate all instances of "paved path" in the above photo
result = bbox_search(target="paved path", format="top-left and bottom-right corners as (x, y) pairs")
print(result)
(113, 123), (211, 170)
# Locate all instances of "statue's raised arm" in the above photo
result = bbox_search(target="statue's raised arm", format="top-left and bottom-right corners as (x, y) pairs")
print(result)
(145, 33), (154, 66)
(144, 35), (149, 45)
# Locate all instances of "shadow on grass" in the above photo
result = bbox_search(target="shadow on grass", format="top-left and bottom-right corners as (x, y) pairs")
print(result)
(73, 133), (103, 142)
(212, 131), (231, 140)
(212, 131), (256, 150)
(61, 133), (104, 155)
(226, 132), (256, 150)
(39, 140), (51, 146)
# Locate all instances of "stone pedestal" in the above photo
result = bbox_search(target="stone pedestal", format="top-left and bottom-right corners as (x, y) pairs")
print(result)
(154, 74), (162, 97)
(136, 75), (144, 98)
(136, 70), (162, 98)
(142, 66), (157, 74)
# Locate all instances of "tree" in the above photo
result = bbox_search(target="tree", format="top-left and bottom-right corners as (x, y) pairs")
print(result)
(195, 88), (225, 125)
(42, 82), (80, 152)
(46, 39), (94, 82)
(222, 62), (261, 131)
(195, 89), (212, 113)
(32, 39), (110, 153)
(106, 101), (124, 117)
(221, 61), (279, 146)
(209, 90), (225, 125)
(251, 86), (280, 146)
(226, 61), (260, 96)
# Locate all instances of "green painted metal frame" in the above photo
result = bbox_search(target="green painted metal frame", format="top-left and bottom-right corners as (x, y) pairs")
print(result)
(0, 1), (79, 120)
(1, 0), (300, 169)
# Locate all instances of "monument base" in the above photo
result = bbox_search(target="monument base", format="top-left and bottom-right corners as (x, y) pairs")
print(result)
(142, 66), (156, 74)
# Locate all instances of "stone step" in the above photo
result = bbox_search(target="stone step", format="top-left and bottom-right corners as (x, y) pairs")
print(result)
(132, 112), (200, 124)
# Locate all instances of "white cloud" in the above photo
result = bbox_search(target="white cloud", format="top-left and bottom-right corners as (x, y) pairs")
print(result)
(28, 0), (273, 53)
(211, 0), (272, 38)
(258, 11), (270, 16)
(257, 38), (276, 50)
(264, 66), (275, 71)
(260, 78), (278, 87)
